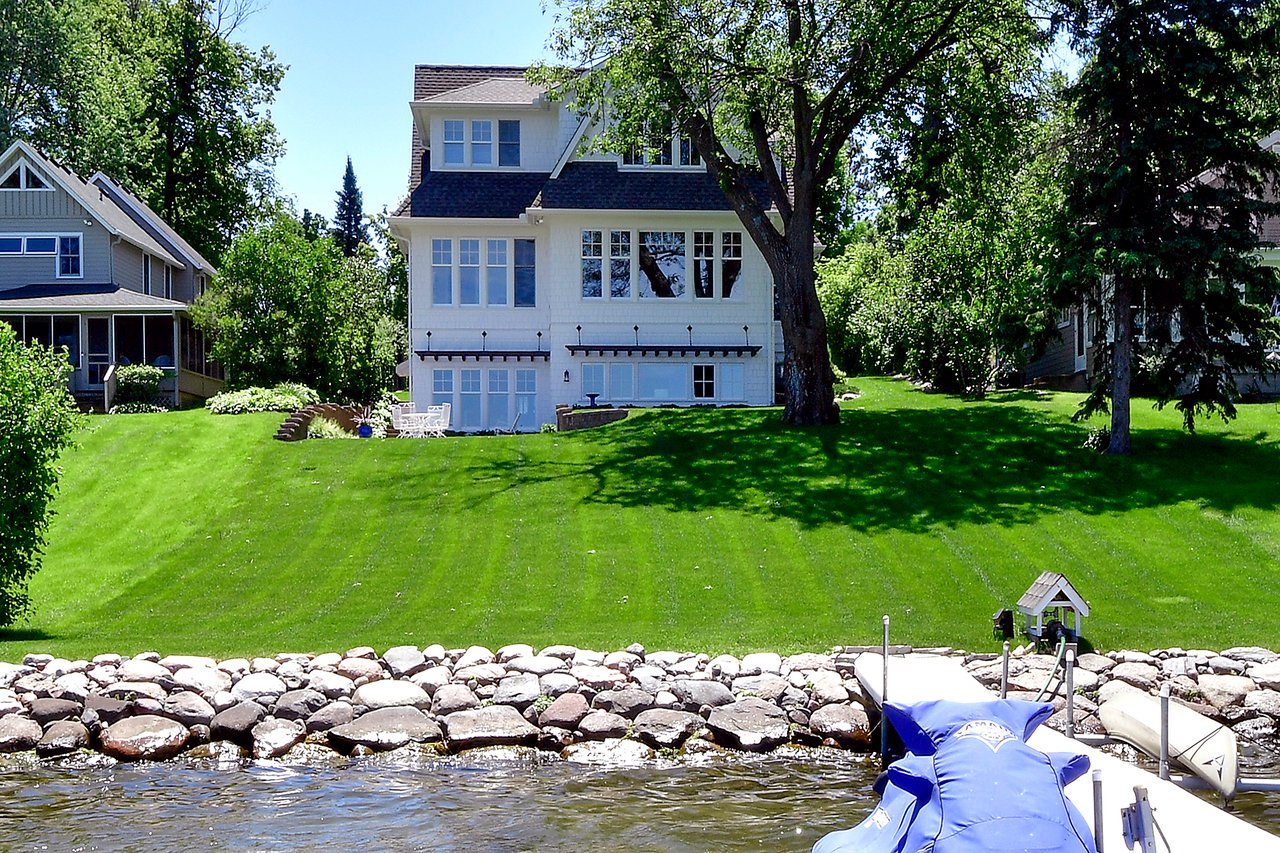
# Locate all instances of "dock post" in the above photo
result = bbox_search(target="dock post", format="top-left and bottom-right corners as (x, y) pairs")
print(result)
(881, 614), (890, 763)
(1001, 641), (1009, 699)
(1092, 769), (1104, 853)
(1159, 683), (1170, 781)
(1065, 646), (1076, 739)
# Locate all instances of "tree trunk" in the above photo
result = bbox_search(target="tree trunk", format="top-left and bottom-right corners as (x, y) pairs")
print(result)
(772, 216), (839, 426)
(1109, 275), (1133, 455)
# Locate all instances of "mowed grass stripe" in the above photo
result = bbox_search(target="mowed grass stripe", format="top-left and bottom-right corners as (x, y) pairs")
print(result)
(5, 377), (1280, 660)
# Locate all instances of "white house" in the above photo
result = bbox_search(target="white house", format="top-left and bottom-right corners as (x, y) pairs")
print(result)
(389, 65), (780, 432)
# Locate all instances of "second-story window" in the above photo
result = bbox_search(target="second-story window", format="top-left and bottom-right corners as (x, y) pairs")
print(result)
(443, 120), (465, 166)
(722, 231), (743, 298)
(431, 239), (452, 305)
(514, 238), (536, 307)
(693, 231), (714, 299)
(486, 240), (507, 305)
(582, 230), (603, 299)
(471, 121), (493, 165)
(441, 118), (520, 168)
(610, 230), (631, 298)
(58, 236), (81, 278)
(499, 120), (521, 166)
(143, 254), (152, 294)
(638, 231), (685, 298)
(459, 239), (481, 305)
(163, 265), (173, 299)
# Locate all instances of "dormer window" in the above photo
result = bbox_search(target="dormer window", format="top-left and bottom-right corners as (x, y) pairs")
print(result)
(441, 118), (521, 168)
(0, 162), (51, 190)
(623, 131), (701, 168)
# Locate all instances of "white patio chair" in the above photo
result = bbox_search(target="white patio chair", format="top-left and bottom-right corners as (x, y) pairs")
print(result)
(391, 403), (417, 437)
(422, 403), (450, 438)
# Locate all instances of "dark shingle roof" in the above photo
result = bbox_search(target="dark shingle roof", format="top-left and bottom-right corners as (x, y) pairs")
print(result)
(408, 167), (551, 219)
(404, 65), (531, 205)
(537, 162), (768, 211)
(0, 283), (186, 311)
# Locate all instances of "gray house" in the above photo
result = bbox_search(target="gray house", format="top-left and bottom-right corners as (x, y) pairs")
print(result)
(0, 140), (222, 408)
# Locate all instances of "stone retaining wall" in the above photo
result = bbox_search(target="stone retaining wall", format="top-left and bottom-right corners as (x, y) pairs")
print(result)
(555, 405), (629, 432)
(1, 642), (1277, 763)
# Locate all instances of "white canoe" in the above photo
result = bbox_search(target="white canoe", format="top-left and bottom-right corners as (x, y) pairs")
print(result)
(1097, 690), (1238, 799)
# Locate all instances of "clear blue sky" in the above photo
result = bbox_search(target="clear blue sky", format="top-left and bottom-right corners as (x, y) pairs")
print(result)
(234, 1), (557, 221)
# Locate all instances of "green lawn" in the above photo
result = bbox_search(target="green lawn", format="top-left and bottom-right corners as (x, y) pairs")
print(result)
(3, 377), (1279, 662)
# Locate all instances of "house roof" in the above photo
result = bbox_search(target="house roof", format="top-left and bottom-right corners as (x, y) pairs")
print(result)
(424, 78), (545, 106)
(407, 167), (551, 219)
(1016, 571), (1090, 617)
(0, 283), (187, 312)
(90, 173), (216, 274)
(404, 65), (531, 204)
(536, 162), (768, 211)
(0, 141), (185, 268)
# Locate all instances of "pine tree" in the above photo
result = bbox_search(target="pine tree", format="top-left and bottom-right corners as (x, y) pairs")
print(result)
(1059, 0), (1280, 454)
(332, 156), (367, 257)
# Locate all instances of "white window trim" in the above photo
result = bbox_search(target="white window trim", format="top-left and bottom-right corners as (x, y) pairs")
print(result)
(56, 234), (83, 280)
(0, 161), (54, 191)
(438, 117), (522, 170)
(619, 132), (705, 171)
(430, 237), (533, 308)
(0, 231), (83, 278)
(578, 228), (745, 304)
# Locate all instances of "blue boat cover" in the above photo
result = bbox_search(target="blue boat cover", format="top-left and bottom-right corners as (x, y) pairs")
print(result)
(813, 699), (1097, 853)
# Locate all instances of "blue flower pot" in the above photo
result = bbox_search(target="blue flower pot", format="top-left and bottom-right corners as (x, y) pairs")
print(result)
(357, 423), (373, 438)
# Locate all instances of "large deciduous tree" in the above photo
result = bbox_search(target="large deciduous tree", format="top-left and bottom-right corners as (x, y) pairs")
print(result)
(193, 212), (398, 402)
(0, 0), (283, 266)
(1059, 0), (1280, 454)
(537, 0), (1028, 424)
(0, 323), (82, 626)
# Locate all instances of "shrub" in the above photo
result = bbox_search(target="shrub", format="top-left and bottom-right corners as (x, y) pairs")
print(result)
(0, 324), (83, 625)
(113, 364), (168, 409)
(307, 416), (355, 439)
(205, 383), (319, 415)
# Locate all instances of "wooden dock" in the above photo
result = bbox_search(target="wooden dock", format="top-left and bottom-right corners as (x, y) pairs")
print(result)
(853, 653), (1280, 850)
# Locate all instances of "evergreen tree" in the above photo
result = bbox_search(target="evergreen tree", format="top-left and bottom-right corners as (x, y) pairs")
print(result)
(1059, 0), (1280, 455)
(332, 156), (367, 257)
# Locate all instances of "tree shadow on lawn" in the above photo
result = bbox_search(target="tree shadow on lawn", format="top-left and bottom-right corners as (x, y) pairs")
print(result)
(0, 626), (58, 643)
(458, 403), (1280, 534)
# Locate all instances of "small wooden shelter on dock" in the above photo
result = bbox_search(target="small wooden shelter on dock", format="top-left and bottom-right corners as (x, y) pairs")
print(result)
(1016, 571), (1088, 641)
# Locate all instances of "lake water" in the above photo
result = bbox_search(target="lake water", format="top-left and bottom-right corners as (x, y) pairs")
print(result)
(2, 745), (1277, 851)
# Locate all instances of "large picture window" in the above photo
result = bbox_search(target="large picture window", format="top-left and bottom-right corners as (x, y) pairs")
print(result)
(432, 369), (453, 407)
(460, 368), (482, 429)
(638, 231), (685, 298)
(637, 363), (687, 399)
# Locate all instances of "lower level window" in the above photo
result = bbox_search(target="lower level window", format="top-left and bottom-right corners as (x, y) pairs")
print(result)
(693, 364), (715, 398)
(582, 363), (605, 398)
(459, 368), (481, 428)
(432, 369), (452, 407)
(720, 363), (745, 400)
(515, 368), (536, 417)
(637, 363), (686, 399)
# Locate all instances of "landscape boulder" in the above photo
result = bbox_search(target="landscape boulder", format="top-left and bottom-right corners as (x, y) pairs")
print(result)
(442, 705), (539, 750)
(36, 720), (89, 757)
(632, 709), (704, 748)
(0, 716), (42, 753)
(351, 680), (431, 711)
(538, 693), (590, 730)
(327, 707), (443, 753)
(100, 715), (189, 761)
(210, 701), (267, 745)
(809, 703), (872, 748)
(251, 718), (306, 759)
(707, 698), (790, 751)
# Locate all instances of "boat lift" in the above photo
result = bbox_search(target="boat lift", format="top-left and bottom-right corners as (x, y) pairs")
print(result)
(859, 617), (1280, 850)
